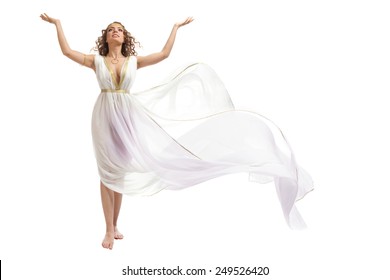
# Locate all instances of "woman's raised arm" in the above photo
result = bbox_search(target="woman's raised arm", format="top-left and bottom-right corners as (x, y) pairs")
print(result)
(40, 13), (95, 70)
(137, 17), (194, 69)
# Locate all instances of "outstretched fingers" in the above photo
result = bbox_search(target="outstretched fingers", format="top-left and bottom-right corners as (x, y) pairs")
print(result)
(176, 17), (194, 28)
(40, 13), (57, 24)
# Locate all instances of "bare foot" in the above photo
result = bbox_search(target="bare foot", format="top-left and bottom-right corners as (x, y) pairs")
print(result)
(102, 232), (115, 250)
(114, 227), (124, 240)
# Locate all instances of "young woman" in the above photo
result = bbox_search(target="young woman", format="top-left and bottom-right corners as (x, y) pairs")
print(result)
(40, 13), (313, 250)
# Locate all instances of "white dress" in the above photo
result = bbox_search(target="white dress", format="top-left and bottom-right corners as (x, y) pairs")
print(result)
(91, 54), (314, 229)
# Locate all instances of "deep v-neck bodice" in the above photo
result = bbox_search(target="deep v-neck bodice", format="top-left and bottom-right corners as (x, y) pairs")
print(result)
(103, 56), (130, 89)
(95, 55), (137, 92)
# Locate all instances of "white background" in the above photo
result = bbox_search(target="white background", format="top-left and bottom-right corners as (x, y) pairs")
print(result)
(1, 0), (389, 279)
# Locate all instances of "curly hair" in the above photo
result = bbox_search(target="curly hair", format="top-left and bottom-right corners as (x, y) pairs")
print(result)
(95, 22), (140, 57)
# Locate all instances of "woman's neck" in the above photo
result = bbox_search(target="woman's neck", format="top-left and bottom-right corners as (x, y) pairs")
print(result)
(107, 45), (123, 58)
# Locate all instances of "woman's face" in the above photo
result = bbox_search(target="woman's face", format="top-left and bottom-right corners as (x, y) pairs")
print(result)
(106, 23), (125, 44)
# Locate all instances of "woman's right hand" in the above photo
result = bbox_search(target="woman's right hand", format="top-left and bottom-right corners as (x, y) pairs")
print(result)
(40, 13), (59, 25)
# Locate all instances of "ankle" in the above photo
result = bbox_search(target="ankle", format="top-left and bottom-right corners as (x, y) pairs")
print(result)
(106, 226), (115, 234)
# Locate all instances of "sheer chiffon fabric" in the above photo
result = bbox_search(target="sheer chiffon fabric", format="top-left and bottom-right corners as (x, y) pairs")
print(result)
(91, 55), (313, 229)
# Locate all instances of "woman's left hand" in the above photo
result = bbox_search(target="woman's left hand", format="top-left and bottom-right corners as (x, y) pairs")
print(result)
(175, 17), (194, 28)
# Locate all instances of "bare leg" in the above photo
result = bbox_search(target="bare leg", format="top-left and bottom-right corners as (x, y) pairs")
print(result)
(113, 191), (124, 240)
(100, 181), (116, 249)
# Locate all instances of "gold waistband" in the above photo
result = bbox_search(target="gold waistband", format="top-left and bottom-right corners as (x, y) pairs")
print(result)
(101, 89), (129, 94)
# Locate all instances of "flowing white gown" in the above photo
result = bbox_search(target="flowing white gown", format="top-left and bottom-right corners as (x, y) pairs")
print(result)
(91, 54), (313, 229)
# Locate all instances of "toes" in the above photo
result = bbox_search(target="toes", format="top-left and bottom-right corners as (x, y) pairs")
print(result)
(102, 234), (115, 249)
(114, 234), (124, 240)
(114, 229), (124, 240)
(102, 241), (114, 249)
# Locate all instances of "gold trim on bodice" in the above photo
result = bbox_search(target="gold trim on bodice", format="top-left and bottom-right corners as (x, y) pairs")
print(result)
(102, 56), (130, 90)
(101, 89), (129, 94)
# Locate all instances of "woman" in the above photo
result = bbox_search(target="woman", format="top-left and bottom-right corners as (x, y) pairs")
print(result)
(40, 13), (313, 250)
